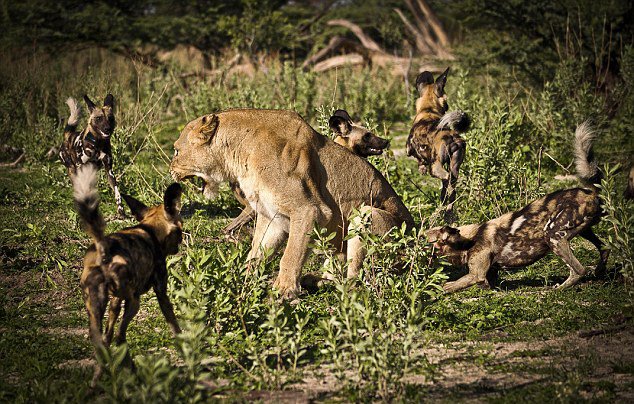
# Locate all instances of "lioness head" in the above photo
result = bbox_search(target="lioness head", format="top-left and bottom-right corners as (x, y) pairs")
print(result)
(414, 67), (449, 117)
(170, 114), (224, 200)
(329, 109), (389, 157)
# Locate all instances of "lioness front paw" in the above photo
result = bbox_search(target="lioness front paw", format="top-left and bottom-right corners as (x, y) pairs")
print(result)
(273, 277), (300, 300)
(442, 281), (456, 293)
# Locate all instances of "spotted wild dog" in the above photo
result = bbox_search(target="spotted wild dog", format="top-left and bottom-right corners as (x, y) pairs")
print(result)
(406, 67), (469, 214)
(223, 109), (391, 235)
(329, 109), (390, 158)
(72, 165), (183, 385)
(59, 94), (125, 216)
(426, 122), (609, 293)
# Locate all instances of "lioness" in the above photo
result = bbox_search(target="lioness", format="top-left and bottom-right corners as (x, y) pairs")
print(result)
(170, 109), (414, 298)
(223, 109), (390, 234)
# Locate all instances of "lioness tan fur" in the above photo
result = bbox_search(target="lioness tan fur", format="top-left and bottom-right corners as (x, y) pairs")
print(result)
(170, 109), (414, 298)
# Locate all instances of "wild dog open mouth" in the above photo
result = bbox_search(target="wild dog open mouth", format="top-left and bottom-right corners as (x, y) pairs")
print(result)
(368, 147), (384, 155)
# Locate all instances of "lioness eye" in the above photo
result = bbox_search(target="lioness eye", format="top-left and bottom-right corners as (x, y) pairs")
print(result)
(174, 149), (179, 157)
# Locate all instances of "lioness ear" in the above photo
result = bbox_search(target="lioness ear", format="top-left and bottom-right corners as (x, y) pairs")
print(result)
(190, 114), (219, 145)
(415, 71), (434, 94)
(104, 94), (114, 109)
(83, 95), (96, 113)
(435, 67), (450, 95)
(163, 183), (182, 218)
(122, 194), (148, 221)
(329, 110), (352, 137)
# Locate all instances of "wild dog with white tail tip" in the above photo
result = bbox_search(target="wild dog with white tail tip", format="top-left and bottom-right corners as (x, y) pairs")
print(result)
(427, 122), (609, 293)
(72, 165), (184, 386)
(407, 67), (469, 216)
(60, 94), (125, 216)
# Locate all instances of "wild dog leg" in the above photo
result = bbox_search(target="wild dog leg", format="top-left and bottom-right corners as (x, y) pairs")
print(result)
(274, 207), (320, 298)
(449, 138), (465, 180)
(549, 238), (587, 289)
(579, 228), (609, 278)
(115, 297), (140, 344)
(224, 205), (256, 234)
(247, 213), (288, 263)
(443, 251), (491, 293)
(103, 158), (125, 217)
(430, 159), (450, 180)
(153, 263), (181, 336)
(104, 297), (122, 345)
(83, 276), (108, 387)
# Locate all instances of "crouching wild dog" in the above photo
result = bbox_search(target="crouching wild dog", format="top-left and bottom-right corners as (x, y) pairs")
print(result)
(223, 109), (391, 234)
(170, 109), (414, 298)
(427, 122), (609, 293)
(73, 165), (183, 385)
(60, 94), (125, 216)
(407, 67), (469, 214)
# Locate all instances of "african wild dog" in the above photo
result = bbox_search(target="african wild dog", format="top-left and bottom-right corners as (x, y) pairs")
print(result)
(329, 109), (390, 158)
(59, 94), (125, 216)
(223, 109), (391, 235)
(406, 67), (469, 217)
(73, 165), (183, 385)
(426, 122), (608, 293)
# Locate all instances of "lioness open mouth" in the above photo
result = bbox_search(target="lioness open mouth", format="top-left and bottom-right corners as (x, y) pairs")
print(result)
(181, 175), (207, 193)
(179, 174), (219, 200)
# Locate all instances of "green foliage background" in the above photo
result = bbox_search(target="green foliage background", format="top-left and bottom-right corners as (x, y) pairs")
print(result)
(0, 0), (633, 402)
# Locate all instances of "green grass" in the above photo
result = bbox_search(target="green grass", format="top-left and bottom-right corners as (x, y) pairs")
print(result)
(0, 51), (633, 402)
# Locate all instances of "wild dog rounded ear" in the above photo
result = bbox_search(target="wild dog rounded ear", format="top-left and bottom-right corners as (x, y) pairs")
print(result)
(163, 183), (183, 218)
(83, 95), (96, 113)
(190, 114), (219, 145)
(329, 109), (352, 136)
(415, 71), (434, 93)
(104, 94), (114, 109)
(435, 67), (450, 96)
(122, 194), (149, 222)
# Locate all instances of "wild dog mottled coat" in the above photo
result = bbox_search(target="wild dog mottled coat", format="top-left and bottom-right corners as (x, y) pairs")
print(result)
(406, 67), (469, 212)
(73, 165), (184, 385)
(427, 122), (608, 292)
(60, 94), (125, 216)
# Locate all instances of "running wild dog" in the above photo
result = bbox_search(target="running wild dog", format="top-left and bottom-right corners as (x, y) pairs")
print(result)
(60, 94), (125, 216)
(407, 67), (469, 215)
(73, 165), (183, 385)
(427, 122), (608, 293)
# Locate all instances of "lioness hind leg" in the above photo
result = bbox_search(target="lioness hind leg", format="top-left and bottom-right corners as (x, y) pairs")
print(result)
(346, 206), (402, 279)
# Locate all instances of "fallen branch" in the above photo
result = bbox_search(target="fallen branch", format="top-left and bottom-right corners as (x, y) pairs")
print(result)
(327, 19), (384, 53)
(313, 54), (365, 72)
(0, 152), (25, 168)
